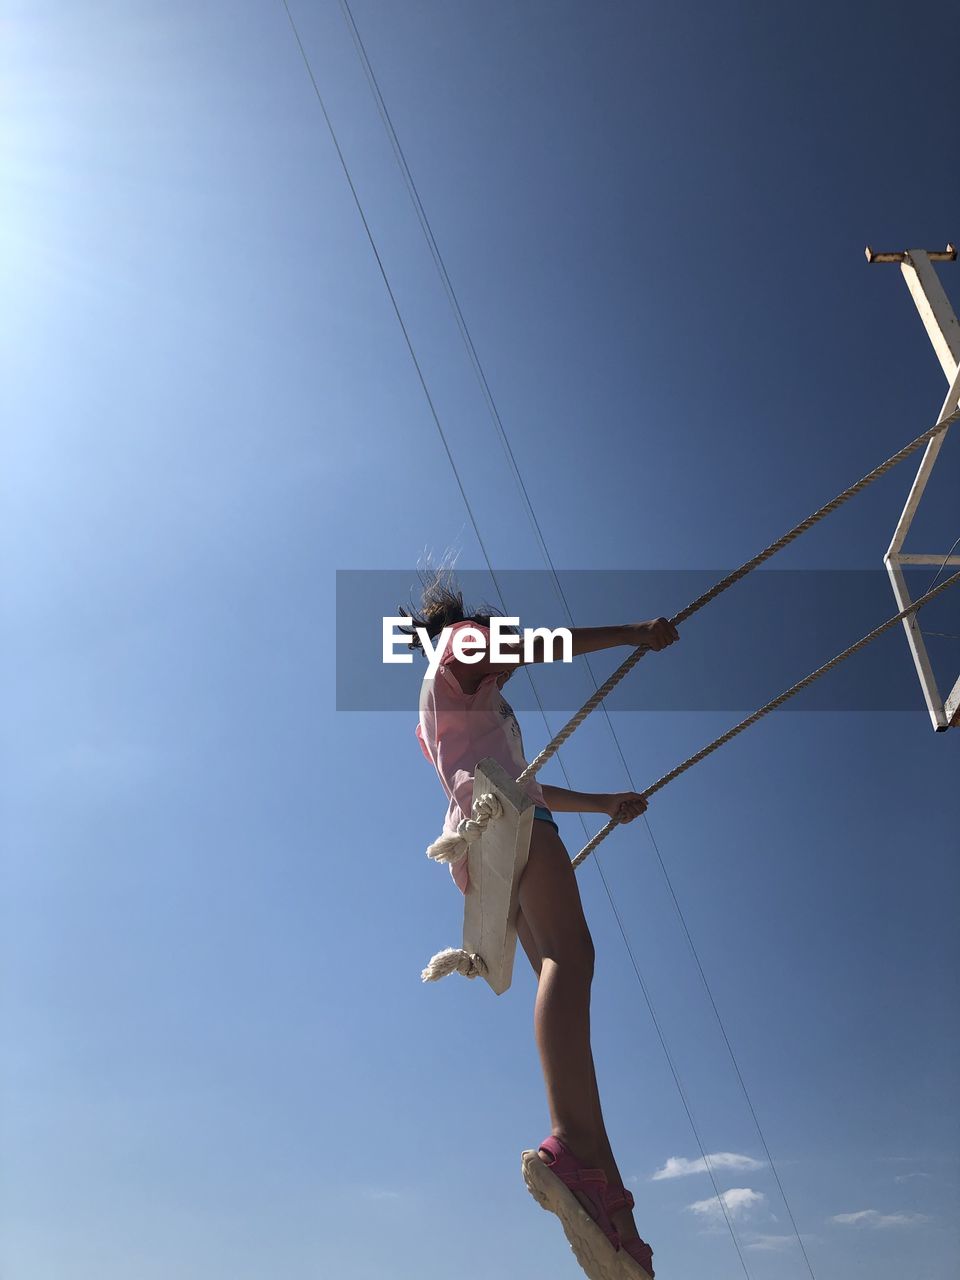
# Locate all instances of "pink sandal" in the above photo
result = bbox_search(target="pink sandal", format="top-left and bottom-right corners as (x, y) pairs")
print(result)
(521, 1136), (622, 1280)
(603, 1185), (655, 1279)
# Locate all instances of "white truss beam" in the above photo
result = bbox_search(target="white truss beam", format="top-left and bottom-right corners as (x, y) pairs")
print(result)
(868, 244), (960, 730)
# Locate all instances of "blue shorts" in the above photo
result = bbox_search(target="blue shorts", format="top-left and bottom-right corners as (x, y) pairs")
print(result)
(533, 804), (559, 833)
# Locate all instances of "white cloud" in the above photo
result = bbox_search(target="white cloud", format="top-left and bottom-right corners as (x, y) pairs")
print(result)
(360, 1187), (401, 1201)
(830, 1209), (930, 1229)
(894, 1172), (932, 1184)
(688, 1188), (765, 1221)
(653, 1153), (763, 1180)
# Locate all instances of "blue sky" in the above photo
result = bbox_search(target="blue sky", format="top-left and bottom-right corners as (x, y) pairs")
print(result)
(2, 3), (959, 1279)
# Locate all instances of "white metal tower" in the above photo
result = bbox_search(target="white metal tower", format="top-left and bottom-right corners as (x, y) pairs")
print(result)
(866, 242), (960, 729)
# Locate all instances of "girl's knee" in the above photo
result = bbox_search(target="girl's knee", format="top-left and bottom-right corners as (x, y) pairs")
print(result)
(570, 928), (596, 977)
(542, 925), (595, 977)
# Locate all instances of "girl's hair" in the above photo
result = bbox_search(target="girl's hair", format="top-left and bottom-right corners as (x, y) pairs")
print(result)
(398, 567), (504, 654)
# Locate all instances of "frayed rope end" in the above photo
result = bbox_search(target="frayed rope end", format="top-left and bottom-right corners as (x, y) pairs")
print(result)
(421, 947), (487, 982)
(425, 832), (468, 865)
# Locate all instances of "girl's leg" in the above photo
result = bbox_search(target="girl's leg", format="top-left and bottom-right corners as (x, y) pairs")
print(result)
(516, 821), (598, 1161)
(517, 877), (641, 1244)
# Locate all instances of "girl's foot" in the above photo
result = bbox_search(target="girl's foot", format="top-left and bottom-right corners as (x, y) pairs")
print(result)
(531, 1137), (620, 1247)
(603, 1185), (655, 1278)
(521, 1136), (622, 1280)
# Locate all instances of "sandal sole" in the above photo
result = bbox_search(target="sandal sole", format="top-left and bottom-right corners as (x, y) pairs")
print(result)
(619, 1249), (654, 1280)
(521, 1149), (623, 1280)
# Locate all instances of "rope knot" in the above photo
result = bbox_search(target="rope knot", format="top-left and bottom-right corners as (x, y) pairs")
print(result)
(425, 792), (502, 865)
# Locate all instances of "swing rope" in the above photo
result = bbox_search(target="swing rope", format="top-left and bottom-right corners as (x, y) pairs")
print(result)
(571, 568), (960, 867)
(515, 404), (959, 792)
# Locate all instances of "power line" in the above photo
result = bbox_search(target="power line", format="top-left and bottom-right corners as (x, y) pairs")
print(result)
(334, 4), (815, 1274)
(336, 0), (559, 575)
(278, 2), (756, 1268)
(275, 29), (738, 1261)
(278, 0), (498, 582)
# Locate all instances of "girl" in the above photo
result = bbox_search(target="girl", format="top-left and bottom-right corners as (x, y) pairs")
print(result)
(404, 572), (679, 1280)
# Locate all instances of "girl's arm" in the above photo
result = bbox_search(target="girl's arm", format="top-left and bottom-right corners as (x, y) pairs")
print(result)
(569, 621), (678, 659)
(449, 618), (679, 693)
(527, 620), (679, 662)
(539, 785), (647, 823)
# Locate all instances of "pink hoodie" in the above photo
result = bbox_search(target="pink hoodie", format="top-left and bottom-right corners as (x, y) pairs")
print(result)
(416, 621), (545, 893)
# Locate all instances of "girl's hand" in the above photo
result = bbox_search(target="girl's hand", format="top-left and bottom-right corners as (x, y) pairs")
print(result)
(602, 792), (648, 823)
(624, 618), (679, 652)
